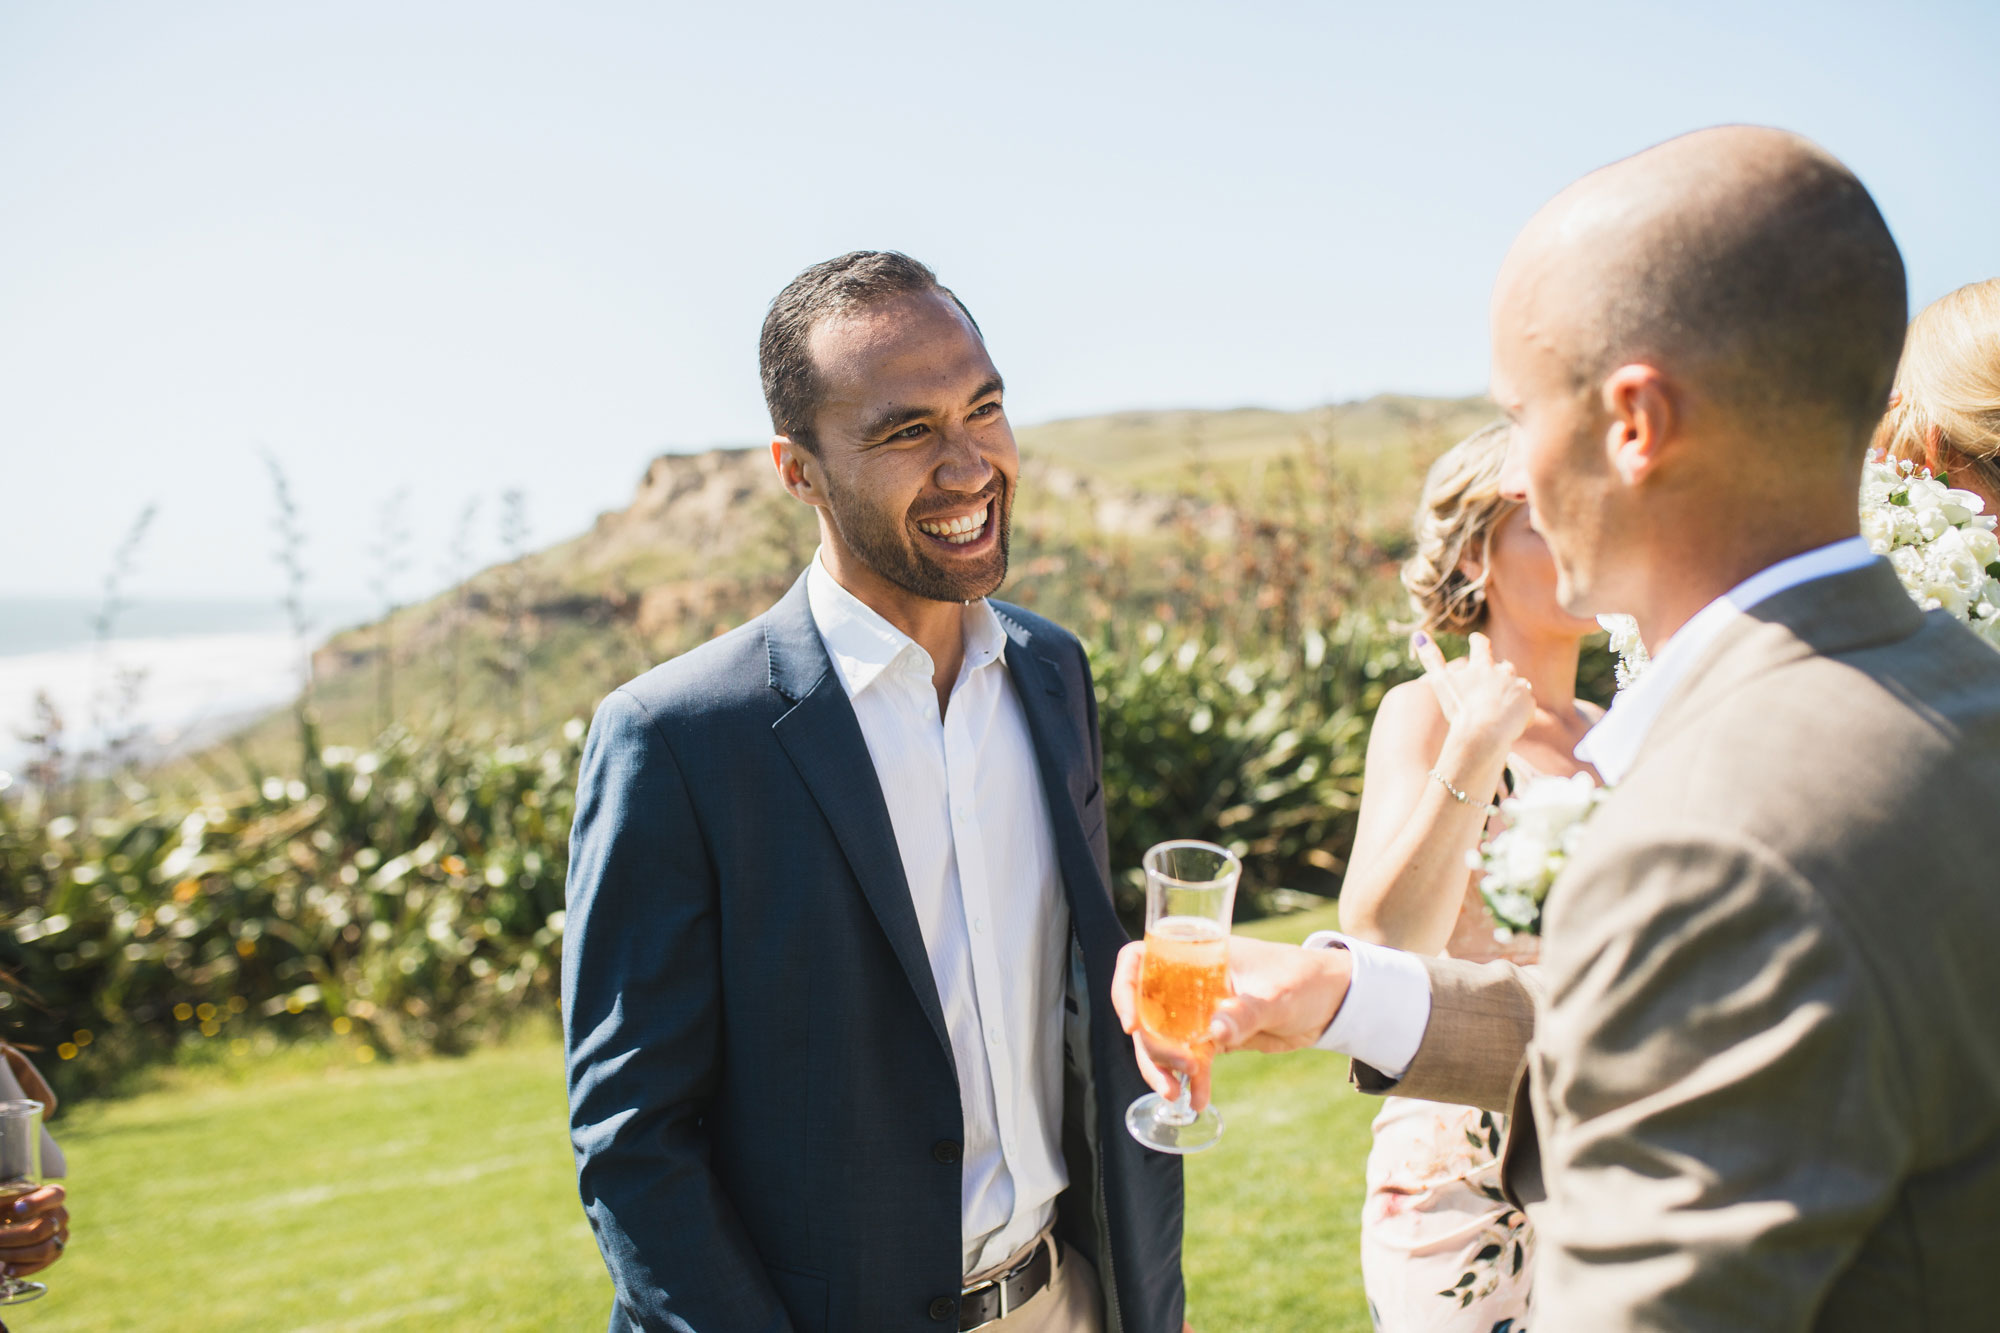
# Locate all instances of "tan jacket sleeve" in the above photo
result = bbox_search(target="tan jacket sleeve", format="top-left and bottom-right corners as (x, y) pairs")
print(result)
(1349, 955), (1543, 1112)
(1529, 829), (1909, 1333)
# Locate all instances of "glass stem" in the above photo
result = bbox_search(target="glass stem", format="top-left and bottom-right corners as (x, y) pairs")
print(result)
(1169, 1070), (1195, 1125)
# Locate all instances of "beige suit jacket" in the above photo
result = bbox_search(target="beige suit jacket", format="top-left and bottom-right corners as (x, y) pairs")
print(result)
(1357, 561), (2000, 1331)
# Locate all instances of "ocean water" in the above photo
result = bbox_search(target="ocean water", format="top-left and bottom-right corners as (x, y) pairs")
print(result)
(0, 598), (370, 773)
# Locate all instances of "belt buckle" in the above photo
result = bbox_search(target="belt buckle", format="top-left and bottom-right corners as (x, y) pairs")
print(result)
(962, 1237), (1048, 1328)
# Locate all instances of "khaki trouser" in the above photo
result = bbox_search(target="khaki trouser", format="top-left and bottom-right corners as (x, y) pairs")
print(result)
(964, 1228), (1106, 1333)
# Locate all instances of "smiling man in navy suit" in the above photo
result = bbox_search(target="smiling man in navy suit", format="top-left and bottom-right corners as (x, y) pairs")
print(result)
(563, 251), (1185, 1332)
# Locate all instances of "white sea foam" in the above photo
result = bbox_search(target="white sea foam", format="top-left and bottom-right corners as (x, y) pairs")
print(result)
(0, 632), (308, 772)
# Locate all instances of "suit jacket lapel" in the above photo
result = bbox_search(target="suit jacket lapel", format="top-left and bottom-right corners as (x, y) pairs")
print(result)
(1507, 560), (1924, 1210)
(996, 614), (1119, 941)
(764, 574), (955, 1066)
(1635, 559), (1924, 777)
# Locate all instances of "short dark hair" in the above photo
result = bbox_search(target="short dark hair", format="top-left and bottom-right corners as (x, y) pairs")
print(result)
(758, 251), (980, 452)
(1588, 145), (1907, 445)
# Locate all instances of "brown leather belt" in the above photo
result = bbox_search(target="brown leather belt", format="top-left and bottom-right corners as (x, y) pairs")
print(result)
(959, 1236), (1055, 1330)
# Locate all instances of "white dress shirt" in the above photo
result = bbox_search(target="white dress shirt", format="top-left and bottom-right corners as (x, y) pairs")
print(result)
(1573, 537), (1877, 785)
(806, 555), (1071, 1277)
(1312, 537), (1880, 1078)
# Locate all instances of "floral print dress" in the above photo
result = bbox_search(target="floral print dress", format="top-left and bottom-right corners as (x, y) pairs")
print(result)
(1360, 882), (1538, 1333)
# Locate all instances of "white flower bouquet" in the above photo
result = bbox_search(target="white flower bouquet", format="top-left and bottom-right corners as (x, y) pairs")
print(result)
(1468, 771), (1609, 935)
(1599, 458), (2000, 692)
(1597, 613), (1651, 689)
(1861, 456), (2000, 647)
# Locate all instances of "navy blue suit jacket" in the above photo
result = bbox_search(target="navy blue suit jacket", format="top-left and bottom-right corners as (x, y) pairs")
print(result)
(563, 572), (1185, 1332)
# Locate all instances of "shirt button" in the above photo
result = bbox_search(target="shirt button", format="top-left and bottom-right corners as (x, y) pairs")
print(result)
(929, 1295), (957, 1322)
(972, 917), (985, 934)
(932, 1139), (961, 1164)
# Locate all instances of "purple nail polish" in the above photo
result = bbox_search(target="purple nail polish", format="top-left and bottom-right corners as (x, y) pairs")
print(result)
(1412, 631), (1430, 648)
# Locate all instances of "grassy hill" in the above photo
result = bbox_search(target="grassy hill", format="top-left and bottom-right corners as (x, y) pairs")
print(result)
(1020, 393), (1492, 506)
(160, 393), (1492, 787)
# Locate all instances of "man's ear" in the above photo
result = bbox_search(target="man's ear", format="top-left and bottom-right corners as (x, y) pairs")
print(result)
(1601, 364), (1676, 487)
(771, 436), (828, 509)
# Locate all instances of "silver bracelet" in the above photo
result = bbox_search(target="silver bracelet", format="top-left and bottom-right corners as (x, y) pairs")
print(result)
(1429, 767), (1473, 805)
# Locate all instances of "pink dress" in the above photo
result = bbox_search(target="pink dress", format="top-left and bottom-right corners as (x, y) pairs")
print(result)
(1359, 882), (1537, 1332)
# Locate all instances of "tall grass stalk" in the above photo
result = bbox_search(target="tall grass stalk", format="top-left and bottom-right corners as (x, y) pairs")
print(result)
(79, 504), (158, 822)
(489, 490), (536, 733)
(369, 488), (413, 733)
(441, 497), (483, 732)
(261, 452), (316, 708)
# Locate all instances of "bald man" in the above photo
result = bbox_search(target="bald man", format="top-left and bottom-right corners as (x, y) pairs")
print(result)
(1114, 127), (2000, 1330)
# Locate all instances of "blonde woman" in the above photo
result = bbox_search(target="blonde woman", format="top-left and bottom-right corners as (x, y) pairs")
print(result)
(1339, 422), (1601, 1330)
(1874, 276), (2000, 516)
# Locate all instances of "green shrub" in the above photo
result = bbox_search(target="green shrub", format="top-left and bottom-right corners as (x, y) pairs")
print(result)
(0, 713), (582, 1099)
(0, 623), (1612, 1101)
(1094, 617), (1418, 925)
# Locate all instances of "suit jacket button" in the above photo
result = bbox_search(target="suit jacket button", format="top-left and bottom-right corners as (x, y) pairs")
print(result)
(932, 1139), (962, 1164)
(928, 1295), (957, 1321)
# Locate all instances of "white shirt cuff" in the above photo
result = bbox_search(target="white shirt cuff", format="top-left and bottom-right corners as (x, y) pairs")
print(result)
(1303, 931), (1433, 1082)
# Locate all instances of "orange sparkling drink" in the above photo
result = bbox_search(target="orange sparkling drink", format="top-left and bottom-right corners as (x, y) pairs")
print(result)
(1138, 915), (1230, 1053)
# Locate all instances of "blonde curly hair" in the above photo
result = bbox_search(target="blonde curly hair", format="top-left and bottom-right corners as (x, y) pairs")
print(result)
(1400, 421), (1518, 636)
(1873, 277), (2000, 498)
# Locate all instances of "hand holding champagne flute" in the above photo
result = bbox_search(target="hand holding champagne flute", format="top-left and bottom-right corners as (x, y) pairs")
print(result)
(1115, 923), (1359, 1114)
(0, 1100), (52, 1305)
(1123, 840), (1239, 1154)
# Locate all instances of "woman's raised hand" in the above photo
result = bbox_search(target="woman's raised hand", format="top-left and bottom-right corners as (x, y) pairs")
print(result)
(1415, 631), (1534, 765)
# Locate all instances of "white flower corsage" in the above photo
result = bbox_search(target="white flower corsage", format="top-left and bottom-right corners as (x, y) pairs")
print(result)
(1468, 771), (1609, 936)
(1597, 613), (1651, 690)
(1862, 455), (2000, 647)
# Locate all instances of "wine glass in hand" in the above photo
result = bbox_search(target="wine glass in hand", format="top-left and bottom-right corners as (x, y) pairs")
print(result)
(1125, 840), (1239, 1154)
(0, 1100), (48, 1305)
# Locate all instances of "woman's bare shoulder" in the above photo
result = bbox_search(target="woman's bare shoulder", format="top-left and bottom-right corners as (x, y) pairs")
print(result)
(1372, 678), (1452, 748)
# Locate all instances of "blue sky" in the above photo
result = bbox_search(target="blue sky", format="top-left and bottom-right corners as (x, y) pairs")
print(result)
(3, 0), (1996, 602)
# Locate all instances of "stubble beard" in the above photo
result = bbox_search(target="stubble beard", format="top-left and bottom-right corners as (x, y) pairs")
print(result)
(1530, 439), (1611, 620)
(823, 475), (1012, 604)
(1538, 507), (1592, 618)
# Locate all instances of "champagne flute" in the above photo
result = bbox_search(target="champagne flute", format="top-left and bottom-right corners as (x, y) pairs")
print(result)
(1125, 839), (1239, 1154)
(0, 1099), (46, 1305)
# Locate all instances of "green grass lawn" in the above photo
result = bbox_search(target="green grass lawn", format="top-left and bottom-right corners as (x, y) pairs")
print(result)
(32, 906), (1372, 1332)
(32, 1033), (609, 1333)
(1185, 904), (1375, 1332)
